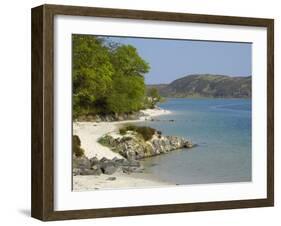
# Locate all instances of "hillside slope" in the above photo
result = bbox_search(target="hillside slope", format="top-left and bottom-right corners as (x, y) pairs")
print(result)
(147, 74), (251, 98)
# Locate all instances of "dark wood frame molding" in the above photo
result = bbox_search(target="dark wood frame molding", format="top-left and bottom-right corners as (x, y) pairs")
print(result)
(31, 4), (274, 221)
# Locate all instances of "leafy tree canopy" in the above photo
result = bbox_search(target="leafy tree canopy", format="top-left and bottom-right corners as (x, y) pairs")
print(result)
(72, 35), (150, 118)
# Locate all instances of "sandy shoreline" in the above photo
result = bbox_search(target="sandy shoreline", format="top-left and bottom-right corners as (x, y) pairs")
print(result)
(73, 108), (171, 159)
(73, 108), (172, 190)
(73, 172), (172, 191)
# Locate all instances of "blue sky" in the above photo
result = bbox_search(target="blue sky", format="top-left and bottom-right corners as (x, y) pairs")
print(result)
(106, 36), (252, 85)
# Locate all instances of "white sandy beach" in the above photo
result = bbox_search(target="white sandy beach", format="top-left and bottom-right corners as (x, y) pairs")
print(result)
(73, 172), (172, 191)
(73, 108), (171, 160)
(73, 108), (171, 190)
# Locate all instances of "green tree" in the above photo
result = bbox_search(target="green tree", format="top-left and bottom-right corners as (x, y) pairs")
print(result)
(107, 74), (146, 113)
(144, 87), (161, 108)
(72, 35), (150, 117)
(72, 35), (113, 117)
(147, 88), (160, 101)
(107, 45), (150, 113)
(110, 45), (150, 77)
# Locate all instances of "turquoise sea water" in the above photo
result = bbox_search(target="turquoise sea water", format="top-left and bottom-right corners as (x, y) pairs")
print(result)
(136, 98), (252, 185)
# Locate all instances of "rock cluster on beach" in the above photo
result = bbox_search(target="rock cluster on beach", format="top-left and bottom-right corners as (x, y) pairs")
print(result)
(73, 155), (143, 176)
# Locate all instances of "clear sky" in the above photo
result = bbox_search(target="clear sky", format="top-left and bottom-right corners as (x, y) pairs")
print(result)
(106, 36), (252, 85)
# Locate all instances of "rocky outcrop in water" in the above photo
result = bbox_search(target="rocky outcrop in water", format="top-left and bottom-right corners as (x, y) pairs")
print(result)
(73, 127), (194, 176)
(99, 132), (193, 160)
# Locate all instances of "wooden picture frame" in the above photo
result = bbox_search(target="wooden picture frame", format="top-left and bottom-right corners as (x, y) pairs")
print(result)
(31, 4), (274, 221)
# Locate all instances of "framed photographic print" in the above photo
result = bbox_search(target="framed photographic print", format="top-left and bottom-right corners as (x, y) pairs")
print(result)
(31, 4), (274, 221)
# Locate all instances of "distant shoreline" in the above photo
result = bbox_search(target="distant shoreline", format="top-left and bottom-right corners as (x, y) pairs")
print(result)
(162, 96), (251, 100)
(146, 74), (251, 99)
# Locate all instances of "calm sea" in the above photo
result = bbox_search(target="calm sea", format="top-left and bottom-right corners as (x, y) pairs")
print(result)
(136, 98), (252, 185)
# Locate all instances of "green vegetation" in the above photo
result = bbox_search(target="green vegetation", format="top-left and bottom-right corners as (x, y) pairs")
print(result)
(119, 125), (156, 141)
(119, 127), (127, 135)
(144, 87), (163, 108)
(136, 126), (157, 141)
(73, 35), (150, 118)
(147, 74), (251, 98)
(97, 135), (113, 147)
(73, 135), (85, 157)
(147, 87), (161, 100)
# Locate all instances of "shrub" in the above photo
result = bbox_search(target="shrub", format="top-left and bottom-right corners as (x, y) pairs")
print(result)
(136, 126), (156, 141)
(125, 125), (138, 131)
(119, 125), (156, 141)
(119, 128), (127, 135)
(73, 135), (85, 157)
(98, 135), (112, 147)
(119, 125), (137, 135)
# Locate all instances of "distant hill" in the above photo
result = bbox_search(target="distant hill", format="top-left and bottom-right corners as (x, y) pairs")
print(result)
(147, 74), (251, 98)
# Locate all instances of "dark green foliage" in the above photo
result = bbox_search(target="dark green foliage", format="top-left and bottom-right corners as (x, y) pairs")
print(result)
(119, 125), (137, 135)
(136, 126), (156, 141)
(97, 135), (112, 147)
(110, 45), (150, 77)
(107, 74), (146, 113)
(119, 128), (127, 135)
(119, 125), (156, 141)
(147, 87), (161, 100)
(106, 45), (149, 113)
(145, 87), (162, 108)
(73, 135), (85, 157)
(124, 125), (138, 131)
(73, 35), (114, 117)
(72, 35), (150, 118)
(147, 74), (251, 98)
